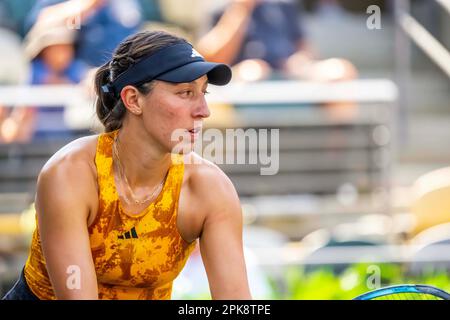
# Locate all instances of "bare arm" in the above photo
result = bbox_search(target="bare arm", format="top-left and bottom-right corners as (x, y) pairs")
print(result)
(197, 0), (258, 65)
(193, 164), (251, 299)
(35, 0), (105, 28)
(35, 151), (98, 299)
(0, 107), (36, 144)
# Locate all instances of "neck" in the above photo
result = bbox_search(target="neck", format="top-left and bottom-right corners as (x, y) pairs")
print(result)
(114, 125), (171, 189)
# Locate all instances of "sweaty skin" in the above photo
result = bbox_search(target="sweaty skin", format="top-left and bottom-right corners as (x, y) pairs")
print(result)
(28, 75), (252, 300)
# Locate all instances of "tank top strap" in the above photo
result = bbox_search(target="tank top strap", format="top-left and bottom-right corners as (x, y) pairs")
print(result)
(95, 130), (118, 208)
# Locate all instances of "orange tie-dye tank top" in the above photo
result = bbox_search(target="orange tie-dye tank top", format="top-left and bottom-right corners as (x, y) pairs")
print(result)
(24, 130), (196, 299)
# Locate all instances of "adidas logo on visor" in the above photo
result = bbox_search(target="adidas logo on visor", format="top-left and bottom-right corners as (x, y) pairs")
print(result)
(191, 48), (203, 59)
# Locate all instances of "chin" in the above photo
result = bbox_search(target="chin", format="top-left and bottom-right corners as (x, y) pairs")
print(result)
(168, 140), (193, 155)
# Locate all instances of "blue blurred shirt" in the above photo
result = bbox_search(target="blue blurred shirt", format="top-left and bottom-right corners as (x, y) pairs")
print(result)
(213, 0), (305, 70)
(30, 58), (88, 136)
(31, 58), (86, 85)
(25, 0), (145, 67)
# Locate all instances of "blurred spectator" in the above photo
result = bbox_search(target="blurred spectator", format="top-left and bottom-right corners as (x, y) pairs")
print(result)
(155, 0), (209, 39)
(0, 28), (29, 86)
(0, 25), (30, 143)
(315, 0), (347, 18)
(138, 0), (164, 23)
(25, 0), (146, 67)
(0, 21), (89, 143)
(0, 0), (163, 143)
(197, 0), (357, 83)
(0, 0), (36, 37)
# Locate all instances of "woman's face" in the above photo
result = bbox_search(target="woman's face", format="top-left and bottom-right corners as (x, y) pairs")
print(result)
(41, 44), (74, 74)
(138, 75), (210, 153)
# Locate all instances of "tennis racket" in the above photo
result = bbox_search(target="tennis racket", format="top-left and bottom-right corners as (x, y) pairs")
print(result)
(353, 284), (450, 300)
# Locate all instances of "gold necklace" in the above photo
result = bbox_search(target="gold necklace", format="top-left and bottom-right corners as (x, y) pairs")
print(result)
(113, 135), (168, 205)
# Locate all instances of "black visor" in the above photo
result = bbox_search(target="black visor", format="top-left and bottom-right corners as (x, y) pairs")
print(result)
(103, 43), (232, 96)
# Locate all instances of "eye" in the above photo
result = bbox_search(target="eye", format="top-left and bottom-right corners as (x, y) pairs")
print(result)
(203, 90), (210, 95)
(178, 90), (193, 98)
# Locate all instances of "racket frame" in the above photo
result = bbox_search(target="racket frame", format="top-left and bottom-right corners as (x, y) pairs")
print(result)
(353, 284), (450, 300)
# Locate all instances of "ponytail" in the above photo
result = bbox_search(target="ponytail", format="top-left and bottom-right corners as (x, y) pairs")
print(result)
(94, 62), (126, 132)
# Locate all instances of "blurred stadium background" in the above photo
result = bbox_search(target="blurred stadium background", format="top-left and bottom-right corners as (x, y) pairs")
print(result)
(0, 0), (449, 299)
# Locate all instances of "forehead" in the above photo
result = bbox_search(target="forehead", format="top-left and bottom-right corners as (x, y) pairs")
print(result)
(155, 75), (209, 89)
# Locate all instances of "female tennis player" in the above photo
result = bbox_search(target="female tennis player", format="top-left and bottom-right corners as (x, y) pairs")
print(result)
(2, 30), (252, 300)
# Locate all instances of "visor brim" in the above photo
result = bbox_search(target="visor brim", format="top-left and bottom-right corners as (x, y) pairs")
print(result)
(156, 61), (232, 86)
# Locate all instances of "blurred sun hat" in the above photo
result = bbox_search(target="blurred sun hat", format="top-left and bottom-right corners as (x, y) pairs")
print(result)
(23, 23), (76, 61)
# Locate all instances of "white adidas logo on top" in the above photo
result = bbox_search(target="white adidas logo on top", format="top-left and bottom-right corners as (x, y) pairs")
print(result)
(191, 48), (203, 59)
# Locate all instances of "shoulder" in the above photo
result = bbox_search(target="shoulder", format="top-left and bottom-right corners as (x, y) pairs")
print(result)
(37, 134), (99, 193)
(35, 134), (101, 223)
(183, 152), (241, 217)
(184, 152), (236, 194)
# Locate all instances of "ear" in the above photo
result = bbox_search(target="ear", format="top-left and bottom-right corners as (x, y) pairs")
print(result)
(120, 85), (143, 115)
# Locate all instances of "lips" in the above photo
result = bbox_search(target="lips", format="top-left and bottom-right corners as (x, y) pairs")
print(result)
(187, 127), (201, 142)
(188, 127), (201, 134)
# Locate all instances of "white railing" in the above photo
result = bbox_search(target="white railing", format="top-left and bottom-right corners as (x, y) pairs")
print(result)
(398, 11), (450, 78)
(0, 79), (398, 107)
(0, 79), (398, 130)
(396, 0), (450, 78)
(436, 0), (450, 16)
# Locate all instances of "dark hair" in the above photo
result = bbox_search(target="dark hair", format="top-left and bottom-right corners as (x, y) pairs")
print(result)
(95, 31), (187, 132)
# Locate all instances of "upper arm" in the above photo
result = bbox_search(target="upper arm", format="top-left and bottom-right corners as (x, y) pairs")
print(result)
(35, 155), (98, 299)
(194, 164), (252, 300)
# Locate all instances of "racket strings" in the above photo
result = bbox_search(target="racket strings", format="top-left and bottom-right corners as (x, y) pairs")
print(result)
(374, 293), (441, 300)
(356, 285), (450, 300)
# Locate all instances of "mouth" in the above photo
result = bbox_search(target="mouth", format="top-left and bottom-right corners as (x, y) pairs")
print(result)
(187, 127), (201, 142)
(187, 127), (201, 134)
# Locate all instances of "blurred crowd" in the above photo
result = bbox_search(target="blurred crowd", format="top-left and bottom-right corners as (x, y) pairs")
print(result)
(0, 0), (357, 144)
(1, 1), (450, 299)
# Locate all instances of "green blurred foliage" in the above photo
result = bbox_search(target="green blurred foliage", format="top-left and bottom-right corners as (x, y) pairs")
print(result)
(178, 262), (450, 300)
(266, 263), (450, 300)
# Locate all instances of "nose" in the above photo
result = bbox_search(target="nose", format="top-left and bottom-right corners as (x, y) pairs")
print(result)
(192, 96), (210, 119)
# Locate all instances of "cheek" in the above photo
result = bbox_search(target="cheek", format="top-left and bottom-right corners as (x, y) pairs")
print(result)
(142, 96), (190, 144)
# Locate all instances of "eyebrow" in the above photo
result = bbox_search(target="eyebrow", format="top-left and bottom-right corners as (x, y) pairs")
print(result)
(168, 77), (208, 88)
(188, 77), (208, 87)
(197, 77), (209, 87)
